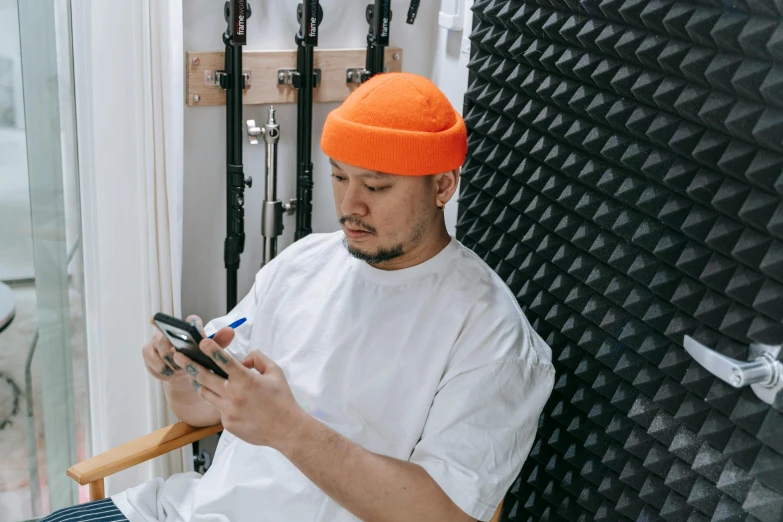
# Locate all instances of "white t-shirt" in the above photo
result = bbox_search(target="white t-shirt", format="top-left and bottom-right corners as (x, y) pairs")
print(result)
(113, 232), (555, 522)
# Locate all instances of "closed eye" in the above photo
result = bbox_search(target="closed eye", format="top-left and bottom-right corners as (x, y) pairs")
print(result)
(332, 174), (387, 192)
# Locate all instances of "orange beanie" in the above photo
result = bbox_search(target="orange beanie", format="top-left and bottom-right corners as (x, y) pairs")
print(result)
(321, 73), (467, 176)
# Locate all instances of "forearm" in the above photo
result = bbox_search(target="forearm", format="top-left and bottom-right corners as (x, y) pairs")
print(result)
(281, 414), (468, 522)
(163, 377), (220, 427)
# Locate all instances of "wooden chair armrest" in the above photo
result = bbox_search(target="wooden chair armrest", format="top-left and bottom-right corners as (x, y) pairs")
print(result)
(67, 421), (222, 499)
(67, 421), (506, 520)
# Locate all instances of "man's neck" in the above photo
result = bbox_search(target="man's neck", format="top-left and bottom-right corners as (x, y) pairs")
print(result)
(368, 227), (452, 271)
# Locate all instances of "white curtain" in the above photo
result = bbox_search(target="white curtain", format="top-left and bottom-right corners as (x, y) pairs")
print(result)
(72, 0), (188, 496)
(141, 0), (187, 477)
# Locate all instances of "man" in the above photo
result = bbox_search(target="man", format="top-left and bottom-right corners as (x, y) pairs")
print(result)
(43, 73), (554, 522)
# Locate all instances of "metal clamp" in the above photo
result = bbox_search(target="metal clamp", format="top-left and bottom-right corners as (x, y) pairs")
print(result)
(283, 199), (297, 215)
(683, 335), (783, 405)
(277, 68), (322, 88)
(262, 200), (284, 237)
(205, 69), (251, 89)
(246, 119), (262, 145)
(261, 108), (279, 146)
(346, 67), (389, 84)
(246, 114), (280, 146)
(346, 68), (366, 84)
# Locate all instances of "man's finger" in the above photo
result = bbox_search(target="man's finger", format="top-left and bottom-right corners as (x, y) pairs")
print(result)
(198, 336), (243, 378)
(151, 333), (180, 371)
(173, 352), (229, 398)
(211, 326), (235, 349)
(242, 350), (277, 375)
(146, 364), (173, 380)
(186, 315), (206, 336)
(193, 379), (223, 409)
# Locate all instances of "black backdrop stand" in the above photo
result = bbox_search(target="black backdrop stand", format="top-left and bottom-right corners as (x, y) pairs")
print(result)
(362, 0), (391, 82)
(294, 1), (323, 240)
(194, 0), (252, 474)
(223, 0), (252, 311)
(361, 0), (419, 83)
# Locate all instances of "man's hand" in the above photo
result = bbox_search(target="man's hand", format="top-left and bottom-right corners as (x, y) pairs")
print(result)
(172, 327), (308, 450)
(172, 327), (476, 521)
(143, 315), (205, 382)
(145, 315), (229, 427)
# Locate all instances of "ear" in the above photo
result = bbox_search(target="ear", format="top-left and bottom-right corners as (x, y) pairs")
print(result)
(434, 169), (460, 208)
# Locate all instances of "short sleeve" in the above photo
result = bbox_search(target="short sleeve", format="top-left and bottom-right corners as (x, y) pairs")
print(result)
(409, 356), (555, 521)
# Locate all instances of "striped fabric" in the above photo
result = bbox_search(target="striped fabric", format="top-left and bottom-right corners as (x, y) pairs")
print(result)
(40, 498), (128, 521)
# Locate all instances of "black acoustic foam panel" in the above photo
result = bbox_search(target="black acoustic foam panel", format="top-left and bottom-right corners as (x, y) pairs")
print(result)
(456, 1), (783, 521)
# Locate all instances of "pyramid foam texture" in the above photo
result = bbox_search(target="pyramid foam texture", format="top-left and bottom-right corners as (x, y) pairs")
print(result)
(457, 1), (783, 521)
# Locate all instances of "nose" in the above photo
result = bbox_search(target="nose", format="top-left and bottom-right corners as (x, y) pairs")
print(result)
(340, 181), (368, 217)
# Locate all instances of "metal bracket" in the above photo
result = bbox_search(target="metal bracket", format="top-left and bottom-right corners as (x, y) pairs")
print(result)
(683, 335), (783, 405)
(205, 69), (251, 89)
(262, 200), (284, 238)
(246, 111), (281, 147)
(346, 67), (390, 84)
(277, 68), (322, 88)
(282, 198), (297, 215)
(346, 68), (366, 84)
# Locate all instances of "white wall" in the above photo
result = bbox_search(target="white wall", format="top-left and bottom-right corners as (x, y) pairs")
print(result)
(429, 0), (474, 240)
(182, 0), (471, 322)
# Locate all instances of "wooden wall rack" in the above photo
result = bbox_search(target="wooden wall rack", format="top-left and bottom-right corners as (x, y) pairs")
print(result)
(185, 47), (403, 107)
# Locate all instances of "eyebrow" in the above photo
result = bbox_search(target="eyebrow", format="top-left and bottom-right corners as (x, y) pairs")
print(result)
(329, 159), (391, 180)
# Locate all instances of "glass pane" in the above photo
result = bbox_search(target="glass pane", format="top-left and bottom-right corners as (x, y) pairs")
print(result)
(0, 0), (89, 519)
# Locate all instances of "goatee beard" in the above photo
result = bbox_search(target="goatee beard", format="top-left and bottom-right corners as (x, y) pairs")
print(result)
(342, 237), (404, 265)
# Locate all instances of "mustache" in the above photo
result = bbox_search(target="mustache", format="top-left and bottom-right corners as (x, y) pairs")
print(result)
(339, 216), (377, 235)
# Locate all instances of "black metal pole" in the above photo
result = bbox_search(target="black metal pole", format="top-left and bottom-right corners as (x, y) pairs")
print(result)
(363, 0), (391, 82)
(406, 0), (420, 24)
(223, 0), (250, 311)
(194, 0), (252, 474)
(294, 1), (321, 241)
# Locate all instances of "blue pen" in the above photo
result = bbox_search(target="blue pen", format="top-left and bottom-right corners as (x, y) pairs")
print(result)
(208, 317), (247, 339)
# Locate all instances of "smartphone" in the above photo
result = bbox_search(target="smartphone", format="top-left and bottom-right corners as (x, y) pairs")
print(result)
(153, 312), (229, 379)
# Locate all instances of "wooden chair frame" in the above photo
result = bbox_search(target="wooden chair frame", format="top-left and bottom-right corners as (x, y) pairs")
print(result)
(66, 422), (504, 521)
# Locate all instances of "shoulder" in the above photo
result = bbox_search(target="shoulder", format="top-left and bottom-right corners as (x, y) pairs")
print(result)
(445, 240), (553, 368)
